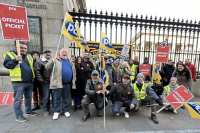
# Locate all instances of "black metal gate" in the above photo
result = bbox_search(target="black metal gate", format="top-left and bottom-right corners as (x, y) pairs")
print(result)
(69, 8), (200, 72)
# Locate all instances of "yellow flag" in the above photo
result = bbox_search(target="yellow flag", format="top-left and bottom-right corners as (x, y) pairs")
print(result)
(62, 13), (82, 41)
(76, 27), (89, 51)
(101, 32), (115, 52)
(153, 64), (162, 84)
(183, 103), (200, 119)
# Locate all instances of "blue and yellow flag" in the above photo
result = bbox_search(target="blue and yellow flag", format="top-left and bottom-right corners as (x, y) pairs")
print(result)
(76, 27), (89, 51)
(183, 103), (200, 119)
(101, 32), (115, 52)
(102, 57), (105, 71)
(162, 35), (168, 46)
(153, 64), (162, 84)
(62, 13), (82, 41)
(102, 66), (109, 88)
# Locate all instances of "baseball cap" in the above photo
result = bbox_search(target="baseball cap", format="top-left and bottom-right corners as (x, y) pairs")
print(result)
(92, 70), (99, 75)
(43, 49), (51, 53)
(123, 75), (130, 79)
(144, 57), (148, 59)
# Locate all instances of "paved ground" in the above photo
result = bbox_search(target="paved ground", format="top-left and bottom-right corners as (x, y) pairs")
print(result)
(0, 97), (200, 133)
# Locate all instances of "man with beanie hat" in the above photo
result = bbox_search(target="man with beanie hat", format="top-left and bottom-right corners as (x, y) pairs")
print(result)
(31, 51), (43, 111)
(133, 73), (165, 124)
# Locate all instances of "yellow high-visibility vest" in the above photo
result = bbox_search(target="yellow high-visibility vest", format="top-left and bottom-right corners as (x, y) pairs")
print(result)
(128, 64), (136, 82)
(133, 83), (148, 100)
(3, 52), (35, 81)
(164, 85), (179, 96)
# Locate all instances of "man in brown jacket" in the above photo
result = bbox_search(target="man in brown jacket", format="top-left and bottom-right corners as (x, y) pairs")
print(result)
(45, 48), (76, 120)
(34, 49), (52, 116)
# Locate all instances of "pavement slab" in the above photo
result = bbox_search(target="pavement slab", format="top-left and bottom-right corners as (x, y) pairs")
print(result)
(0, 97), (199, 133)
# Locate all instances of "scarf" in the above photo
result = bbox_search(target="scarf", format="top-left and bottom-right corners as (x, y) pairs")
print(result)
(41, 56), (50, 62)
(168, 83), (179, 92)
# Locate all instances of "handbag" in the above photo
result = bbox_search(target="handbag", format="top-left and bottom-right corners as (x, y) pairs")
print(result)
(90, 79), (108, 110)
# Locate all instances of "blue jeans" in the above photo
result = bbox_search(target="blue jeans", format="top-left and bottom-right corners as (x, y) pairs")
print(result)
(52, 83), (71, 113)
(42, 83), (51, 113)
(74, 97), (82, 106)
(112, 100), (135, 114)
(12, 82), (33, 118)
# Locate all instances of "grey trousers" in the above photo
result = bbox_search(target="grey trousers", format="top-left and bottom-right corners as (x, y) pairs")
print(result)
(135, 96), (156, 112)
(81, 95), (103, 117)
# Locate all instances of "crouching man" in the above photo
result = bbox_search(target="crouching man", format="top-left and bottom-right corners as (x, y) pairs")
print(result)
(133, 73), (164, 124)
(107, 75), (137, 118)
(81, 70), (107, 122)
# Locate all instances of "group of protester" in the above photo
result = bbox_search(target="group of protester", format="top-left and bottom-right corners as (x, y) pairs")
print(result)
(3, 41), (197, 124)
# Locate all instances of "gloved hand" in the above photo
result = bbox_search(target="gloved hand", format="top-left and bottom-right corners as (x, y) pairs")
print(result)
(155, 98), (164, 106)
(193, 79), (196, 82)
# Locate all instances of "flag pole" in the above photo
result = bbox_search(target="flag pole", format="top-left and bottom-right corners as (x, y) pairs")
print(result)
(51, 12), (67, 80)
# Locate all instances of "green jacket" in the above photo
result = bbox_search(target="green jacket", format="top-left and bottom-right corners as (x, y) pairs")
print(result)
(85, 78), (104, 97)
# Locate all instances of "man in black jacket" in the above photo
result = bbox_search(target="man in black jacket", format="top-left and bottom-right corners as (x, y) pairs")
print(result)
(108, 75), (137, 118)
(83, 52), (95, 79)
(162, 59), (175, 85)
(34, 49), (52, 116)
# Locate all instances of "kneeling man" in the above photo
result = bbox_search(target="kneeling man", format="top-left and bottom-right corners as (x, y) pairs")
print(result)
(108, 75), (137, 118)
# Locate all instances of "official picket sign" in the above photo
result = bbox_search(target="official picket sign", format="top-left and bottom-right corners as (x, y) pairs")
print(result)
(0, 3), (29, 41)
(165, 86), (194, 109)
(0, 92), (34, 105)
(139, 64), (151, 79)
(155, 46), (170, 63)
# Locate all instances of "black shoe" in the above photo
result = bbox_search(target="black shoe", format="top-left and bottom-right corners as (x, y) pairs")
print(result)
(73, 106), (77, 112)
(78, 105), (83, 110)
(181, 105), (185, 109)
(150, 112), (159, 124)
(16, 116), (27, 122)
(82, 113), (90, 122)
(25, 111), (37, 116)
(31, 102), (40, 111)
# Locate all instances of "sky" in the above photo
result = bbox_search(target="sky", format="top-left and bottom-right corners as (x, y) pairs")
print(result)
(86, 0), (200, 21)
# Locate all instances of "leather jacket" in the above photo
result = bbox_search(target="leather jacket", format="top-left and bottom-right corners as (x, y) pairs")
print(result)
(34, 58), (51, 84)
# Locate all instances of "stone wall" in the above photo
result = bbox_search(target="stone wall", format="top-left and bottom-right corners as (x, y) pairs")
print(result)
(0, 0), (73, 76)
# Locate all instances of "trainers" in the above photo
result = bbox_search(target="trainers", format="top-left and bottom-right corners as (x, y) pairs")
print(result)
(116, 113), (120, 116)
(124, 111), (129, 118)
(44, 112), (49, 116)
(173, 109), (177, 114)
(16, 116), (27, 122)
(64, 112), (70, 118)
(25, 111), (37, 116)
(53, 113), (59, 120)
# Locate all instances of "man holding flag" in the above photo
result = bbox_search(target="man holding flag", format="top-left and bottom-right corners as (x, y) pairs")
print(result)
(81, 70), (107, 122)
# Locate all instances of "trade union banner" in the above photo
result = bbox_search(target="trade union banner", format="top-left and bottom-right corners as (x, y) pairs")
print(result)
(165, 86), (194, 109)
(0, 3), (29, 40)
(85, 41), (133, 63)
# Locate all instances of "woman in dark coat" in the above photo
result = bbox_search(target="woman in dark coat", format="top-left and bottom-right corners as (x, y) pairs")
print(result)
(71, 56), (87, 112)
(172, 63), (192, 90)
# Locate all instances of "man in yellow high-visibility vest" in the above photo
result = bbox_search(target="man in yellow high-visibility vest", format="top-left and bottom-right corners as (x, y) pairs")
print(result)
(127, 58), (137, 84)
(3, 41), (37, 123)
(133, 73), (165, 124)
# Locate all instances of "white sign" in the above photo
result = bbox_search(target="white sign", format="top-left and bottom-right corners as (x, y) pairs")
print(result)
(121, 44), (130, 57)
